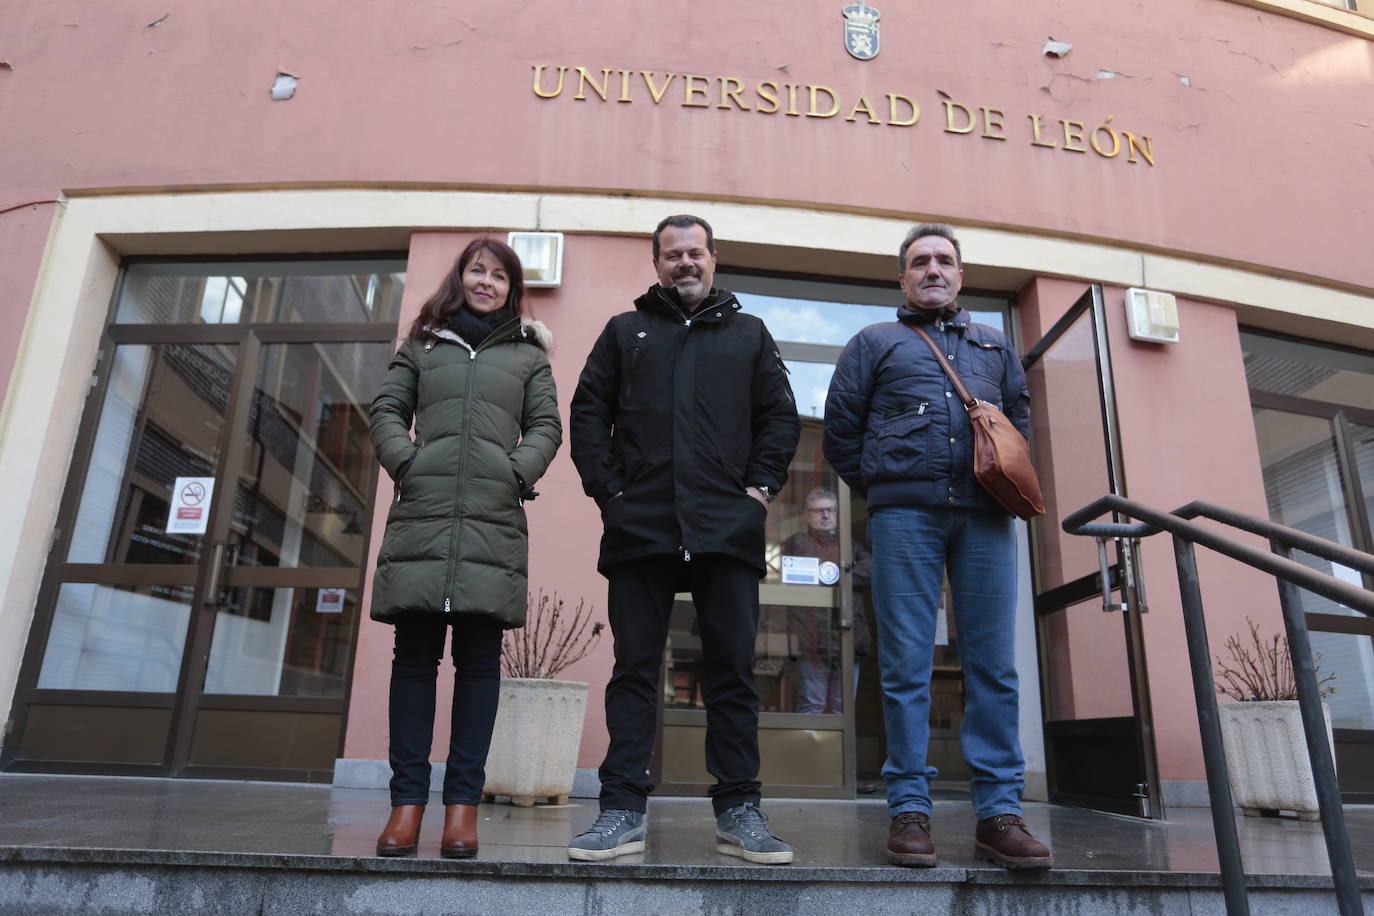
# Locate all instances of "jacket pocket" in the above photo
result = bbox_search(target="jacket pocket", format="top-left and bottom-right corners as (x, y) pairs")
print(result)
(860, 409), (932, 481)
(969, 338), (1007, 391)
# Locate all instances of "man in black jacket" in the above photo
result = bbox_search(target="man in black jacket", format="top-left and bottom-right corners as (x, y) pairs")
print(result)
(568, 214), (800, 864)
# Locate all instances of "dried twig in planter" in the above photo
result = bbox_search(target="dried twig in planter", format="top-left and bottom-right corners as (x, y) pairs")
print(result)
(1214, 617), (1337, 702)
(501, 589), (605, 679)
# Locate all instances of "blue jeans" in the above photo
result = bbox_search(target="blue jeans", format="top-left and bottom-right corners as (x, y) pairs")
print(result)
(794, 658), (860, 714)
(868, 505), (1024, 820)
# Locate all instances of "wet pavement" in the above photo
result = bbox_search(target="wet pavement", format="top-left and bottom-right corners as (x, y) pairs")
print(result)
(0, 772), (1368, 877)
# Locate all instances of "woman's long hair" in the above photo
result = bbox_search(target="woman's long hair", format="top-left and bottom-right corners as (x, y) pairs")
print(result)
(407, 238), (526, 340)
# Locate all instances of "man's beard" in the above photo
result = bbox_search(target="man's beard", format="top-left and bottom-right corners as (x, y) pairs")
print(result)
(673, 273), (708, 308)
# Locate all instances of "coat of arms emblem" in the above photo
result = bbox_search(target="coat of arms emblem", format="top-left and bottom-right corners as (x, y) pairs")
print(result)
(842, 2), (880, 61)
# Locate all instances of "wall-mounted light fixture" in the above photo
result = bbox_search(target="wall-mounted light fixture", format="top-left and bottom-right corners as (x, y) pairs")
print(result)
(507, 232), (564, 288)
(1125, 287), (1180, 344)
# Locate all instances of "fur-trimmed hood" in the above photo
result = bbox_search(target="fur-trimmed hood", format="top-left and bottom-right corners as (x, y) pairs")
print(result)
(518, 316), (555, 352)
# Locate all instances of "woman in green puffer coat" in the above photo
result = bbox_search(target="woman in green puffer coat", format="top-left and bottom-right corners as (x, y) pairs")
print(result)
(369, 238), (562, 860)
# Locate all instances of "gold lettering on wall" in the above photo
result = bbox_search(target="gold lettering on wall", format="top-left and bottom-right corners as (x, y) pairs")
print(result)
(846, 94), (881, 124)
(1124, 132), (1155, 165)
(1091, 116), (1120, 158)
(887, 93), (920, 127)
(980, 107), (1007, 141)
(718, 77), (750, 111)
(683, 74), (711, 108)
(1028, 114), (1058, 148)
(532, 65), (568, 99)
(944, 101), (976, 134)
(529, 65), (1158, 166)
(757, 81), (781, 115)
(1060, 119), (1088, 153)
(575, 67), (612, 102)
(641, 71), (677, 104)
(808, 86), (840, 118)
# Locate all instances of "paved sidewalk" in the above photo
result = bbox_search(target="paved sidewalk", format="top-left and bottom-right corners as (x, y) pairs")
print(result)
(0, 772), (1368, 875)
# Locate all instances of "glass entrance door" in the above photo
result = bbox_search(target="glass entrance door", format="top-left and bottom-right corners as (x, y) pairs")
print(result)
(1022, 285), (1162, 817)
(4, 259), (404, 780)
(655, 420), (862, 798)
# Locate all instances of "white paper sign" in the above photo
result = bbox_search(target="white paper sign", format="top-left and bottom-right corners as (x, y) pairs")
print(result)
(935, 604), (950, 646)
(316, 588), (346, 614)
(781, 555), (821, 585)
(165, 476), (215, 535)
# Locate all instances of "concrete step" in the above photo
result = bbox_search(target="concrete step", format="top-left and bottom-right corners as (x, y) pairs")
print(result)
(2, 844), (1366, 915)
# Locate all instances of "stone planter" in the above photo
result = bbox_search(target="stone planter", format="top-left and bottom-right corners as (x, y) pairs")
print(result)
(1218, 700), (1334, 820)
(482, 677), (588, 807)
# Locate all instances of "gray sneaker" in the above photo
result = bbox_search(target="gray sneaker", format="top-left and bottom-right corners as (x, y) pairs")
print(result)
(567, 808), (646, 861)
(714, 802), (794, 865)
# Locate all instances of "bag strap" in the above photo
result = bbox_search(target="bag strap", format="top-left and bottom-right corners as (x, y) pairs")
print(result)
(907, 322), (978, 410)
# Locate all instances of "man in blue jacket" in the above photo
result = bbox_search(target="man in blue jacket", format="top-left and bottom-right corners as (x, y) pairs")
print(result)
(823, 224), (1051, 870)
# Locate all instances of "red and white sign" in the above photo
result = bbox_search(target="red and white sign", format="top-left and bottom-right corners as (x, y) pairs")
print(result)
(165, 477), (215, 535)
(316, 588), (346, 614)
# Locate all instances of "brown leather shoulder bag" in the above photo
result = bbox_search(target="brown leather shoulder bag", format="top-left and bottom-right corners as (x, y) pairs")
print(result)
(908, 323), (1045, 519)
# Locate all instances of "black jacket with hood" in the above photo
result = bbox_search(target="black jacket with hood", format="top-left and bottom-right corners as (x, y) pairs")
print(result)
(570, 284), (800, 575)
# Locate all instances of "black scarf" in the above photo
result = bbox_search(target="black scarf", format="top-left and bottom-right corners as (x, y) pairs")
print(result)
(448, 305), (513, 348)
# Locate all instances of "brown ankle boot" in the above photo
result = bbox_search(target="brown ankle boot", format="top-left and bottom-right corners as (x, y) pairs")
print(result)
(376, 805), (424, 857)
(974, 813), (1053, 869)
(441, 804), (479, 859)
(887, 811), (936, 867)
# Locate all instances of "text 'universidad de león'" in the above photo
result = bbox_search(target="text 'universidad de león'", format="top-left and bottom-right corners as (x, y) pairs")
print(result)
(531, 65), (1155, 166)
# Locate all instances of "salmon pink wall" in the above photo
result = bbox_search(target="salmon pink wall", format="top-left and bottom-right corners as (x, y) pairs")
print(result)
(0, 203), (58, 408)
(1105, 286), (1279, 782)
(343, 231), (648, 769)
(0, 0), (1369, 288)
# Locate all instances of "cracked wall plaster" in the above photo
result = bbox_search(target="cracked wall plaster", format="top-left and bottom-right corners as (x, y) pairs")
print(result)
(270, 72), (298, 101)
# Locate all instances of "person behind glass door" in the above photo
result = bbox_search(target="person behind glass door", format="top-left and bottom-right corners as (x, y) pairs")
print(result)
(823, 224), (1051, 870)
(367, 238), (562, 858)
(783, 487), (872, 714)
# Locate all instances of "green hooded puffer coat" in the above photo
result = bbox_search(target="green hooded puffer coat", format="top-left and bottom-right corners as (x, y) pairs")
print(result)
(368, 316), (562, 627)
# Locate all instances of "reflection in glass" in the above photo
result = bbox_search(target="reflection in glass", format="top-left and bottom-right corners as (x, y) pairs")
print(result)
(1253, 408), (1374, 729)
(763, 420), (834, 583)
(723, 271), (1006, 347)
(204, 587), (356, 697)
(1242, 331), (1374, 412)
(785, 361), (835, 420)
(231, 342), (391, 569)
(1353, 421), (1374, 551)
(116, 260), (406, 325)
(67, 344), (233, 565)
(1025, 314), (1110, 592)
(665, 599), (835, 713)
(1253, 408), (1355, 612)
(37, 582), (193, 691)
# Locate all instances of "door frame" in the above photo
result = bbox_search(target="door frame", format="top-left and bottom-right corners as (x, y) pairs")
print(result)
(1023, 284), (1164, 818)
(652, 473), (861, 799)
(2, 261), (397, 780)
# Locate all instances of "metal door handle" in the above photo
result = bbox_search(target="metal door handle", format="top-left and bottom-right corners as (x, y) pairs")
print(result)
(1097, 537), (1128, 612)
(204, 543), (226, 605)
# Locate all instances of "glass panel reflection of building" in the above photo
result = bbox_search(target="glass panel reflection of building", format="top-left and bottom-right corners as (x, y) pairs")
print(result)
(1243, 331), (1374, 729)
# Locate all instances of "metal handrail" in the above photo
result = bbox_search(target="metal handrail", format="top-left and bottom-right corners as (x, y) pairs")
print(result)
(1063, 494), (1371, 916)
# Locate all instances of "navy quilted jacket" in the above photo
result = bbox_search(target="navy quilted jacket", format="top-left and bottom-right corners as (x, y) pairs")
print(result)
(823, 305), (1030, 513)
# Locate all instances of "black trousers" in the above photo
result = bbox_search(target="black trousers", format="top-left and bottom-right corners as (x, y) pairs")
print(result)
(388, 613), (505, 807)
(599, 553), (762, 816)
